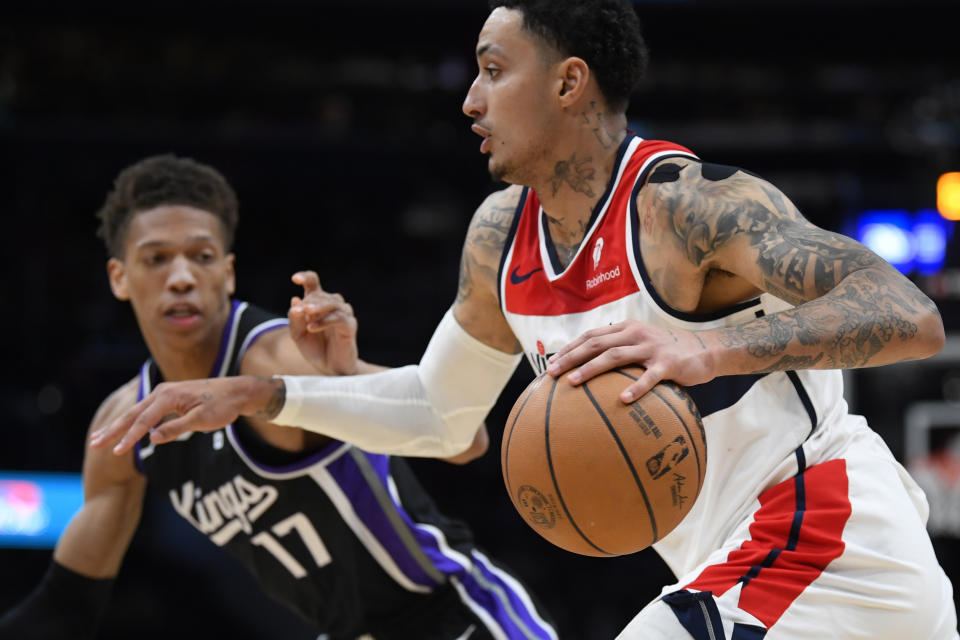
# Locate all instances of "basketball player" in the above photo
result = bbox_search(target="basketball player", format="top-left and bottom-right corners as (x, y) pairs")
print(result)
(0, 155), (558, 640)
(91, 2), (959, 638)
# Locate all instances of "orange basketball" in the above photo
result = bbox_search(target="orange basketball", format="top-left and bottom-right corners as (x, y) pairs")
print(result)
(501, 365), (706, 557)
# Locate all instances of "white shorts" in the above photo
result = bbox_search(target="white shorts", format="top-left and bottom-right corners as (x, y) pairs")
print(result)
(618, 438), (959, 639)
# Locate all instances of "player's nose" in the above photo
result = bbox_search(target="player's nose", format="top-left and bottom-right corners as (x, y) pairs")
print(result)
(462, 76), (485, 119)
(166, 254), (197, 291)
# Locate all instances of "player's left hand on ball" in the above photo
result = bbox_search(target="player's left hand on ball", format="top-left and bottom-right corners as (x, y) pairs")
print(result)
(289, 270), (359, 375)
(545, 319), (716, 402)
(89, 376), (274, 455)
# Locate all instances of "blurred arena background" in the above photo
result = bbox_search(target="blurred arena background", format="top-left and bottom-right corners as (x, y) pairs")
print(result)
(0, 0), (957, 637)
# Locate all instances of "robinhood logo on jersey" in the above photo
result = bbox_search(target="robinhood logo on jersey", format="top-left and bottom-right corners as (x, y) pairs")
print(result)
(170, 475), (278, 546)
(586, 265), (621, 290)
(586, 236), (621, 290)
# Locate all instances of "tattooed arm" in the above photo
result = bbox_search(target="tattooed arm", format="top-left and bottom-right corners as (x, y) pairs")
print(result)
(548, 160), (944, 401)
(453, 185), (525, 354)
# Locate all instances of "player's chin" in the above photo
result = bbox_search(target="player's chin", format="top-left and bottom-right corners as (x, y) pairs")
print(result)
(489, 159), (511, 183)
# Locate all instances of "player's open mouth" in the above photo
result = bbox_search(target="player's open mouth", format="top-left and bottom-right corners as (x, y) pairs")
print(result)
(164, 304), (201, 326)
(471, 124), (492, 153)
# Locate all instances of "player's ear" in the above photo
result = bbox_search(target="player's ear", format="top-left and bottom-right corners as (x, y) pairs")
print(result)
(107, 257), (130, 301)
(556, 56), (589, 107)
(225, 253), (236, 296)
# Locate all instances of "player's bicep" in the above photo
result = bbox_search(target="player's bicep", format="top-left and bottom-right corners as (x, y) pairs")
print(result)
(659, 163), (883, 307)
(711, 177), (884, 306)
(452, 186), (523, 354)
(240, 328), (324, 377)
(727, 214), (884, 307)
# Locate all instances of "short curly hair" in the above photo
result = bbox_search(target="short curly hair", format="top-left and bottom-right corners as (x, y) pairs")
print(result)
(489, 0), (647, 112)
(95, 154), (239, 258)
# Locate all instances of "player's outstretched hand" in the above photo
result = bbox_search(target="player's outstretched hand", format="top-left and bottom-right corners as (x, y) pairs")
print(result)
(289, 270), (359, 375)
(89, 376), (284, 455)
(545, 318), (717, 403)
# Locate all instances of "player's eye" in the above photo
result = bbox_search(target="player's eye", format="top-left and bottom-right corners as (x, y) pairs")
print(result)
(144, 253), (167, 266)
(485, 66), (500, 79)
(195, 250), (215, 263)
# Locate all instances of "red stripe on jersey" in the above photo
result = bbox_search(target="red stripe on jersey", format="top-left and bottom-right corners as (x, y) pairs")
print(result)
(685, 459), (851, 628)
(503, 139), (694, 317)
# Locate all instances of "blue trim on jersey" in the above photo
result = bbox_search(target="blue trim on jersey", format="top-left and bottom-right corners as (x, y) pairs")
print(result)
(541, 134), (635, 276)
(209, 300), (242, 377)
(794, 446), (807, 473)
(496, 186), (529, 311)
(627, 162), (763, 322)
(685, 374), (768, 418)
(732, 623), (767, 639)
(663, 590), (727, 640)
(738, 450), (807, 590)
(785, 371), (818, 438)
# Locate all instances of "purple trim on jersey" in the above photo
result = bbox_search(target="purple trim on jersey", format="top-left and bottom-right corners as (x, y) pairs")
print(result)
(225, 423), (345, 474)
(132, 361), (151, 474)
(326, 451), (442, 588)
(209, 299), (242, 377)
(234, 318), (290, 373)
(346, 452), (555, 638)
(462, 552), (554, 639)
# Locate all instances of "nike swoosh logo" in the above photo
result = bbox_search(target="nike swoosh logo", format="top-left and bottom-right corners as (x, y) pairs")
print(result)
(510, 266), (542, 284)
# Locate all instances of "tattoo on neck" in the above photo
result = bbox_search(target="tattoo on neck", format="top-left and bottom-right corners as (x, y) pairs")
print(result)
(580, 102), (618, 150)
(255, 377), (286, 421)
(552, 153), (596, 198)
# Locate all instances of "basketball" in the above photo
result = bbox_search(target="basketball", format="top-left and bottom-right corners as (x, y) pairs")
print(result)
(501, 366), (706, 557)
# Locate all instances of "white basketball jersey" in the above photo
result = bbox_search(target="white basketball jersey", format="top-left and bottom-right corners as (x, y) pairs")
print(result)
(498, 135), (862, 577)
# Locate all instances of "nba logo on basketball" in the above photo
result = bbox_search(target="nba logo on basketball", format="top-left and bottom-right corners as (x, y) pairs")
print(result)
(592, 237), (604, 270)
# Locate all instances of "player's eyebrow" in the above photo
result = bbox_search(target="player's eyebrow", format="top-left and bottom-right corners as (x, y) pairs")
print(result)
(135, 234), (218, 250)
(476, 43), (504, 59)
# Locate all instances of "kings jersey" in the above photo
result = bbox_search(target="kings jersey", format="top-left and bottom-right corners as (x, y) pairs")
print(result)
(135, 301), (556, 640)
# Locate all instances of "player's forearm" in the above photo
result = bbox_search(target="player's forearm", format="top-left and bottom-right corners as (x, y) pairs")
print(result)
(709, 266), (944, 375)
(54, 482), (145, 578)
(273, 366), (484, 457)
(270, 309), (520, 457)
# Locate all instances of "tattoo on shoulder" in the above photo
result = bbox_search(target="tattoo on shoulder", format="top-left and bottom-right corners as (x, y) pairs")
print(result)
(656, 164), (881, 305)
(456, 188), (521, 304)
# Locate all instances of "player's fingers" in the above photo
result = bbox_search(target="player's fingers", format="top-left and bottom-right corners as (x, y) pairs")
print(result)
(303, 301), (352, 324)
(293, 270), (321, 294)
(547, 331), (632, 378)
(149, 407), (206, 444)
(621, 367), (664, 403)
(307, 311), (356, 333)
(547, 323), (625, 367)
(111, 397), (172, 455)
(89, 395), (154, 448)
(566, 345), (644, 385)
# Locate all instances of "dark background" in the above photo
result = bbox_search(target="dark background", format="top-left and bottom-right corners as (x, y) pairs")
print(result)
(1, 0), (958, 638)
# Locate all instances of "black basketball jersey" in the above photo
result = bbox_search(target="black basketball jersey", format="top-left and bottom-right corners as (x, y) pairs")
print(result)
(134, 301), (557, 640)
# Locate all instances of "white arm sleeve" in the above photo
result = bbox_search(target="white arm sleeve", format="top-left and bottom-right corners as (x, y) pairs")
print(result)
(272, 309), (522, 457)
